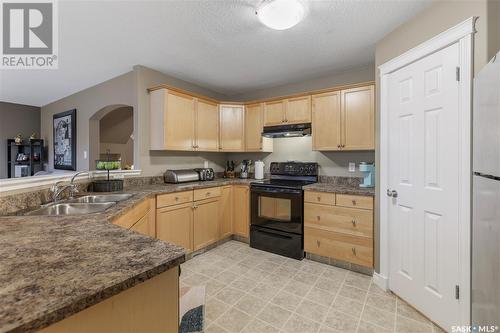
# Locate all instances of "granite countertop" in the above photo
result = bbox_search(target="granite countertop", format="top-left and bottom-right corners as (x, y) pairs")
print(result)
(0, 178), (257, 333)
(302, 182), (375, 196)
(0, 177), (369, 333)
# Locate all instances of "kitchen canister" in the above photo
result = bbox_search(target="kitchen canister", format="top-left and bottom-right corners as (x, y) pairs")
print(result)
(254, 160), (264, 179)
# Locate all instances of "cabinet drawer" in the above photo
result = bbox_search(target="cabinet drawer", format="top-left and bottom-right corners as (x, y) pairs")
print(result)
(304, 191), (335, 205)
(157, 191), (193, 208)
(113, 198), (151, 229)
(304, 203), (373, 238)
(305, 226), (373, 267)
(335, 194), (373, 210)
(194, 186), (221, 201)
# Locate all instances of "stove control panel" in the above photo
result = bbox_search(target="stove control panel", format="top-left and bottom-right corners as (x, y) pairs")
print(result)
(270, 162), (318, 176)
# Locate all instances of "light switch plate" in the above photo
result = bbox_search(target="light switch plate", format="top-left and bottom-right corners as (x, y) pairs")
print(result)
(348, 162), (356, 172)
(204, 160), (209, 168)
(83, 150), (88, 160)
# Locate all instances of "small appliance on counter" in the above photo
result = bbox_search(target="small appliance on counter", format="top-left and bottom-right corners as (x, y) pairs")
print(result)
(359, 162), (375, 188)
(194, 168), (215, 181)
(254, 160), (264, 179)
(240, 160), (252, 179)
(164, 169), (200, 183)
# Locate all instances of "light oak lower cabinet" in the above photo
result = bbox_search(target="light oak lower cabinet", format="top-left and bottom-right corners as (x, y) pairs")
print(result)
(40, 267), (179, 333)
(219, 185), (233, 239)
(193, 197), (220, 251)
(233, 185), (250, 237)
(304, 191), (374, 268)
(112, 197), (155, 237)
(157, 202), (194, 253)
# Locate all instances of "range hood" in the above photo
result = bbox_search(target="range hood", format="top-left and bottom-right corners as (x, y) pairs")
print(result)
(262, 123), (311, 138)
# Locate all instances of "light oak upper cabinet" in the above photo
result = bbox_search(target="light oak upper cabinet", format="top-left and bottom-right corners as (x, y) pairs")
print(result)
(312, 85), (374, 151)
(156, 203), (193, 253)
(245, 103), (273, 152)
(193, 198), (220, 251)
(286, 95), (311, 124)
(195, 98), (219, 151)
(341, 85), (375, 150)
(233, 185), (250, 237)
(312, 91), (342, 150)
(264, 100), (286, 126)
(150, 89), (195, 151)
(219, 104), (245, 152)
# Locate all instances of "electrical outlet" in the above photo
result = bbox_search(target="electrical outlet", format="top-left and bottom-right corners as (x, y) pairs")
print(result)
(348, 162), (356, 172)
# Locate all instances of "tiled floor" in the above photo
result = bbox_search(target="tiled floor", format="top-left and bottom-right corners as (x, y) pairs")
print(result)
(180, 240), (444, 333)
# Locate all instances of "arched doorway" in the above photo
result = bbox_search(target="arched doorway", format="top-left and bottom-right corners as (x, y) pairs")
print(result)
(89, 104), (134, 170)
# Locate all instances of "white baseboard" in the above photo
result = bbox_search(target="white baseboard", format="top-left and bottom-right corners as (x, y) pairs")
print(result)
(372, 272), (389, 290)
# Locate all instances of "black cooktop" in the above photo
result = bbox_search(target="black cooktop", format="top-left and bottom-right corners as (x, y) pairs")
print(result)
(251, 179), (316, 189)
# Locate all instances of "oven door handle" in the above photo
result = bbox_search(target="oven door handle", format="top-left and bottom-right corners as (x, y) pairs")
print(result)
(251, 187), (302, 195)
(256, 229), (293, 239)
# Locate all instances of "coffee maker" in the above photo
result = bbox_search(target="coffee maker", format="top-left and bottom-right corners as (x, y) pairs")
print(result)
(359, 162), (375, 188)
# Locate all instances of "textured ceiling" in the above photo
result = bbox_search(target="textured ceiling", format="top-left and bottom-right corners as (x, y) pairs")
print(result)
(0, 0), (431, 106)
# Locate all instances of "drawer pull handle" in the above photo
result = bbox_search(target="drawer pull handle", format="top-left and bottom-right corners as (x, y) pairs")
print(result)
(317, 215), (321, 221)
(206, 192), (211, 196)
(317, 196), (321, 201)
(317, 240), (321, 247)
(352, 200), (357, 205)
(352, 247), (356, 255)
(351, 219), (356, 227)
(175, 197), (179, 201)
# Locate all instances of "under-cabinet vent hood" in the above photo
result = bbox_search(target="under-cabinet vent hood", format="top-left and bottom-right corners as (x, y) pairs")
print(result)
(262, 123), (311, 138)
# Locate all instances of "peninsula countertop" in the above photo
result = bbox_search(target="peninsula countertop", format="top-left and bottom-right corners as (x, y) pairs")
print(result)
(0, 177), (370, 333)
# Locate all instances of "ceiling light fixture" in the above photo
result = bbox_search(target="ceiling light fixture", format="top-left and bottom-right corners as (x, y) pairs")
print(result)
(256, 0), (305, 30)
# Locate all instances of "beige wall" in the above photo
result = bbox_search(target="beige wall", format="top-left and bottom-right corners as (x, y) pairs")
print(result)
(229, 136), (374, 178)
(41, 72), (135, 172)
(230, 64), (375, 101)
(373, 0), (494, 273)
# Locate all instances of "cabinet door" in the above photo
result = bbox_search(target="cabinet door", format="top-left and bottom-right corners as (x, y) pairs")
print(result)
(341, 85), (375, 150)
(193, 198), (220, 251)
(219, 104), (245, 152)
(245, 103), (264, 151)
(233, 185), (249, 237)
(165, 91), (195, 150)
(130, 212), (150, 236)
(286, 96), (311, 124)
(196, 98), (219, 151)
(156, 203), (193, 253)
(312, 91), (341, 150)
(264, 100), (285, 126)
(219, 185), (233, 239)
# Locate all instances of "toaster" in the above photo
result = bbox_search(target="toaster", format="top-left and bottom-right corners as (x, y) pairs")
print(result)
(194, 168), (215, 181)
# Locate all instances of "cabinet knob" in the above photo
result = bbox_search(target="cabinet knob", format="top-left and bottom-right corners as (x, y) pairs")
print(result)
(351, 219), (356, 227)
(316, 215), (321, 221)
(352, 247), (356, 255)
(352, 200), (357, 205)
(317, 240), (321, 247)
(317, 196), (321, 201)
(206, 192), (211, 196)
(337, 144), (341, 149)
(175, 197), (179, 201)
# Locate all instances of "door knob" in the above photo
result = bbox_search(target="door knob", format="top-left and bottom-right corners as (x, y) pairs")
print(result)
(387, 189), (398, 198)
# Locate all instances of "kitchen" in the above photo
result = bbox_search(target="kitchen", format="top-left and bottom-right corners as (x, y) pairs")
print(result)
(1, 1), (499, 333)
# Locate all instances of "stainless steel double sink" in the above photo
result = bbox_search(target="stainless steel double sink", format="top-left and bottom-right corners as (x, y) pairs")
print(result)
(26, 193), (133, 216)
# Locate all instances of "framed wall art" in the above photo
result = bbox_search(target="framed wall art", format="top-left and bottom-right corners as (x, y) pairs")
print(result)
(53, 109), (76, 170)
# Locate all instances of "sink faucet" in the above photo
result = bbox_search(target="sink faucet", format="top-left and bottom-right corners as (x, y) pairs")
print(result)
(50, 171), (91, 202)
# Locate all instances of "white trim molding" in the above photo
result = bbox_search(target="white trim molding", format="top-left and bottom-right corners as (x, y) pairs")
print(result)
(0, 169), (142, 194)
(378, 17), (476, 327)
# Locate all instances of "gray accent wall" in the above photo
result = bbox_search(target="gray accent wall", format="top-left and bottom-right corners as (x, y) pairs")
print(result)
(0, 102), (41, 179)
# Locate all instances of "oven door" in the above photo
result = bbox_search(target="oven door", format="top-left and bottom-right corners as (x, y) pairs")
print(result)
(250, 186), (303, 234)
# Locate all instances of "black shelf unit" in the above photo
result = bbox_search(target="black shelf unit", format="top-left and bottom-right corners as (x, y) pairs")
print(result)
(7, 139), (44, 178)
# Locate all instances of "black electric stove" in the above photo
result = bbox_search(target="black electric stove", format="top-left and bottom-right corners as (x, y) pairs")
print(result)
(249, 162), (318, 260)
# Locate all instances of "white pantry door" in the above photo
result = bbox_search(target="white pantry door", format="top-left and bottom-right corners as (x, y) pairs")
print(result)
(387, 42), (460, 329)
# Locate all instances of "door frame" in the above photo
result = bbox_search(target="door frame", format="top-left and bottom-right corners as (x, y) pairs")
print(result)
(377, 17), (476, 326)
